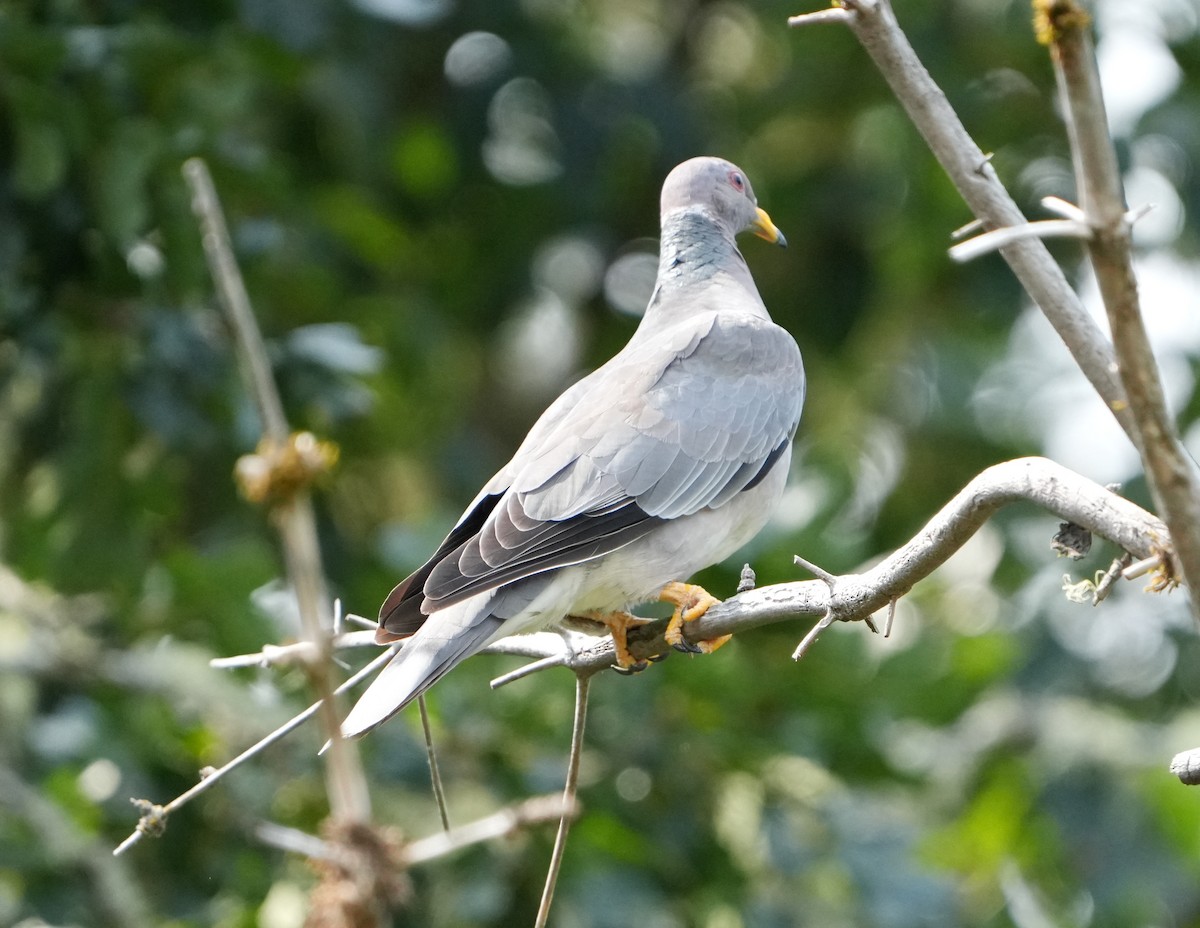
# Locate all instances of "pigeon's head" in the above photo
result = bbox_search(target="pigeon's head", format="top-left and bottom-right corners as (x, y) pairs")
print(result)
(660, 156), (786, 247)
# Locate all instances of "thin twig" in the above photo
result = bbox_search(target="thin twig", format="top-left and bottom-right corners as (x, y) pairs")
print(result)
(950, 217), (985, 240)
(491, 655), (567, 690)
(786, 7), (853, 27)
(793, 553), (838, 585)
(949, 219), (1090, 263)
(792, 613), (835, 660)
(1041, 195), (1088, 222)
(210, 630), (378, 669)
(182, 159), (288, 442)
(210, 640), (319, 669)
(534, 673), (592, 928)
(1037, 0), (1200, 618)
(1123, 554), (1163, 581)
(418, 695), (451, 832)
(1093, 553), (1133, 605)
(404, 794), (577, 866)
(255, 794), (576, 868)
(256, 821), (344, 862)
(1125, 203), (1155, 226)
(791, 553), (840, 659)
(113, 648), (396, 856)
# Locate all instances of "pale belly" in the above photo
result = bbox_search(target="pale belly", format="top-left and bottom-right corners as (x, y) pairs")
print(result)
(483, 453), (790, 641)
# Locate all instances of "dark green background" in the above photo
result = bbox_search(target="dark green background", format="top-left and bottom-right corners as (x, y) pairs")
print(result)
(4, 0), (1200, 925)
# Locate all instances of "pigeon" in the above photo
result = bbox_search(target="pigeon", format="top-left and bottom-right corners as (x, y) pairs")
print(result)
(342, 156), (805, 738)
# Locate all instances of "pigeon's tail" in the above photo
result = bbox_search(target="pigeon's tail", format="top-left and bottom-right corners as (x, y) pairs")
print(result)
(341, 597), (503, 739)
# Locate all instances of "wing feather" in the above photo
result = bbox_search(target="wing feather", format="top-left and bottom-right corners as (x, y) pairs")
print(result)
(375, 491), (503, 641)
(381, 310), (804, 626)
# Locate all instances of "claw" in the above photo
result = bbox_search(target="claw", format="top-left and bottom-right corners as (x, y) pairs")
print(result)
(578, 609), (651, 671)
(660, 581), (728, 655)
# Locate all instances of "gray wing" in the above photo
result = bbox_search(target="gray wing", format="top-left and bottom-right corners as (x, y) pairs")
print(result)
(378, 311), (804, 634)
(512, 311), (804, 516)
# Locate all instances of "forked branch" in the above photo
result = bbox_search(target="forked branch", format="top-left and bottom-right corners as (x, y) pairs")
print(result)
(788, 0), (1136, 446)
(483, 457), (1171, 677)
(788, 0), (1199, 621)
(1034, 0), (1200, 615)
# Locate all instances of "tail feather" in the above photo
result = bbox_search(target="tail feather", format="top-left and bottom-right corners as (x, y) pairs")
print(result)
(341, 599), (502, 739)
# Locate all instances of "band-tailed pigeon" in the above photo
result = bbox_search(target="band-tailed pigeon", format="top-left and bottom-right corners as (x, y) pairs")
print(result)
(342, 156), (805, 738)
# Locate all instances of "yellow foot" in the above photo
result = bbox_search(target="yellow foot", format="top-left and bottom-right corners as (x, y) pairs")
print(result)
(660, 581), (729, 655)
(577, 609), (653, 671)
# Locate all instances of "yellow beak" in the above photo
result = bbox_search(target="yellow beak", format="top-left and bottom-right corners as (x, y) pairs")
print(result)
(752, 207), (787, 248)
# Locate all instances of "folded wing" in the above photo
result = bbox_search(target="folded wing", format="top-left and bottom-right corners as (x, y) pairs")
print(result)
(376, 311), (804, 639)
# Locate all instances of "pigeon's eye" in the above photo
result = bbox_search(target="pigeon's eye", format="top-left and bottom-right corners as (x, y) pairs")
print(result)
(728, 171), (745, 192)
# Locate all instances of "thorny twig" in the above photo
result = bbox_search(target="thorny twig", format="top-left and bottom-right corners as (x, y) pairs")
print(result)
(113, 648), (397, 856)
(181, 157), (371, 826)
(118, 161), (376, 860)
(1034, 0), (1200, 621)
(385, 457), (1169, 682)
(117, 457), (1167, 866)
(791, 553), (838, 659)
(197, 458), (1169, 782)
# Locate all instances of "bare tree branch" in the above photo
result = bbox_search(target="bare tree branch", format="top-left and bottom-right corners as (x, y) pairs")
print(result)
(116, 456), (1167, 861)
(182, 157), (372, 823)
(180, 160), (288, 443)
(466, 458), (1170, 677)
(787, 0), (1138, 446)
(1034, 0), (1200, 618)
(948, 216), (1090, 263)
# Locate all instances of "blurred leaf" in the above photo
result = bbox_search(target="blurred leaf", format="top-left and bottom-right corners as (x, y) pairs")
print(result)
(313, 184), (412, 271)
(12, 118), (69, 198)
(93, 118), (161, 248)
(390, 121), (459, 200)
(284, 322), (383, 375)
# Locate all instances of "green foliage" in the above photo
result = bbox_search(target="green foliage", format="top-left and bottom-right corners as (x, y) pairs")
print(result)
(3, 0), (1200, 926)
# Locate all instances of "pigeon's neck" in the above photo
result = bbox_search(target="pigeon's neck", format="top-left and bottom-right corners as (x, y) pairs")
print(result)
(640, 209), (766, 331)
(656, 209), (746, 291)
